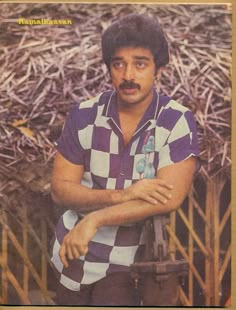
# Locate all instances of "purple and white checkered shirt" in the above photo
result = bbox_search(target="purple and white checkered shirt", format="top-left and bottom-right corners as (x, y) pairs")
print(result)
(51, 89), (199, 291)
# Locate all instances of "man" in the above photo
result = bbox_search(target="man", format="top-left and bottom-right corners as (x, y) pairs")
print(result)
(50, 13), (199, 306)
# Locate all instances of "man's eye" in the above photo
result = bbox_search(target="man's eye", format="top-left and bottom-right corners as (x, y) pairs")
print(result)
(136, 62), (146, 69)
(113, 62), (123, 68)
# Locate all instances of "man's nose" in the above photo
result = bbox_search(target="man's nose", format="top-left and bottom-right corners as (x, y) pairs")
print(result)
(123, 64), (135, 81)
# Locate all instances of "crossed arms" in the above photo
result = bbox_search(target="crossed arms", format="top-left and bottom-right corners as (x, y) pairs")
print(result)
(51, 151), (196, 267)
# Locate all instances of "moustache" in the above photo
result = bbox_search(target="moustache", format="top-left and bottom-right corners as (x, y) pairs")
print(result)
(119, 81), (141, 90)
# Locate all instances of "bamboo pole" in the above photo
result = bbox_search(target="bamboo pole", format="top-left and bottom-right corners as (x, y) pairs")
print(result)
(190, 191), (207, 224)
(179, 287), (191, 306)
(213, 176), (226, 305)
(219, 203), (231, 235)
(6, 268), (31, 305)
(166, 224), (207, 294)
(205, 179), (214, 305)
(177, 208), (211, 257)
(219, 244), (231, 283)
(205, 176), (226, 305)
(0, 218), (54, 304)
(213, 178), (220, 305)
(0, 256), (31, 304)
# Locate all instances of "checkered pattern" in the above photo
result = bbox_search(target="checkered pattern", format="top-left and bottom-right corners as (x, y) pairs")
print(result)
(51, 89), (199, 291)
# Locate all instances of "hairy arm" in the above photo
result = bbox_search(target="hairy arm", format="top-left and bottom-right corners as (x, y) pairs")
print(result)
(60, 156), (196, 266)
(51, 152), (173, 212)
(51, 152), (121, 212)
(93, 157), (196, 225)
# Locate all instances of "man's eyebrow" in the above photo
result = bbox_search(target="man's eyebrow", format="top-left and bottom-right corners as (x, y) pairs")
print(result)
(111, 56), (151, 61)
(133, 56), (151, 61)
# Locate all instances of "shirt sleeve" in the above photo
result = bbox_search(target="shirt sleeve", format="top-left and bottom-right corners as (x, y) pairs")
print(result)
(55, 105), (85, 165)
(157, 109), (200, 171)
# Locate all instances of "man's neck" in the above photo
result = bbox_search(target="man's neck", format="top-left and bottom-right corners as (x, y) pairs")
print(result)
(116, 91), (154, 145)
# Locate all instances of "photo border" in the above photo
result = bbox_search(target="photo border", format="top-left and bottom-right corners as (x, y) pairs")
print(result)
(0, 1), (234, 310)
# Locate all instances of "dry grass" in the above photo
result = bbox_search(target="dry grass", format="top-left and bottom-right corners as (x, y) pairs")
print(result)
(0, 3), (232, 185)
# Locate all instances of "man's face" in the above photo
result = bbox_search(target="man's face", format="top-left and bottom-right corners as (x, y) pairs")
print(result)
(110, 46), (157, 107)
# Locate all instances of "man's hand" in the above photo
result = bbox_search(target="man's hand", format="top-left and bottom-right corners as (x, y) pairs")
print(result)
(122, 178), (173, 205)
(59, 215), (98, 267)
(52, 152), (174, 213)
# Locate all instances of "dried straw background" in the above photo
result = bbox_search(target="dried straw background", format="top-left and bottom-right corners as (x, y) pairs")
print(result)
(0, 3), (232, 195)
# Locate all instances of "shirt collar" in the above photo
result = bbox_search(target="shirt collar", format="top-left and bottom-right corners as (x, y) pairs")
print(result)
(103, 87), (160, 124)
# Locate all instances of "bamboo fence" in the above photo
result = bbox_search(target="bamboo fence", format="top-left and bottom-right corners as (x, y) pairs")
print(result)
(168, 174), (231, 305)
(0, 3), (232, 306)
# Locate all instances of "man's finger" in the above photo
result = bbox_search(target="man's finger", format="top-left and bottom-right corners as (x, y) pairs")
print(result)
(154, 179), (174, 189)
(154, 185), (172, 199)
(59, 243), (69, 268)
(65, 243), (75, 260)
(140, 193), (158, 205)
(71, 246), (81, 259)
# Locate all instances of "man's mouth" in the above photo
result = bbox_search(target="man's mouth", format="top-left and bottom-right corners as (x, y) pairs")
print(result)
(119, 81), (140, 92)
(121, 88), (138, 95)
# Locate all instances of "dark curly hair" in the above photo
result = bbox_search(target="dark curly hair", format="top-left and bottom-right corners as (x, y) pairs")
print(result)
(101, 13), (169, 73)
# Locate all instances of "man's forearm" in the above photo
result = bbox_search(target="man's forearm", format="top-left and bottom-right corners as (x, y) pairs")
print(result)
(51, 176), (173, 213)
(51, 151), (174, 213)
(87, 192), (178, 228)
(85, 157), (197, 227)
(51, 179), (123, 213)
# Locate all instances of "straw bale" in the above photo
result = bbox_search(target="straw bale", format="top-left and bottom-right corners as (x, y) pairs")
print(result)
(0, 3), (231, 195)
